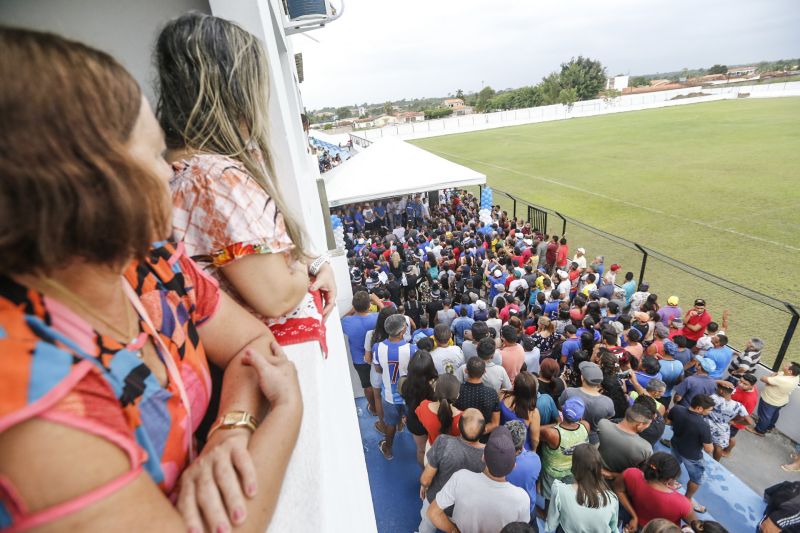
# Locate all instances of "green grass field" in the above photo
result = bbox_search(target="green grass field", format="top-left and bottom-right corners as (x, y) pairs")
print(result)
(411, 97), (800, 367)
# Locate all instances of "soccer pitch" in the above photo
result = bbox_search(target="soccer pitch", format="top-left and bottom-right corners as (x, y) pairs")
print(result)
(412, 97), (800, 366)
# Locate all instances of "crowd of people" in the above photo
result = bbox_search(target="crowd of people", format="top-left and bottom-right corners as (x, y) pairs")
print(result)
(339, 189), (800, 533)
(2, 12), (798, 533)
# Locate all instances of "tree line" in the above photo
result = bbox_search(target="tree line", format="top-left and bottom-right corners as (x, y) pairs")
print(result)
(464, 55), (606, 113)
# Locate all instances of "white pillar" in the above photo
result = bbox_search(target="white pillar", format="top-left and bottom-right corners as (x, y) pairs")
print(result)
(208, 1), (375, 531)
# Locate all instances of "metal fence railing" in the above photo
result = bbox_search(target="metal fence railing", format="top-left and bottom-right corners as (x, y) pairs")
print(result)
(479, 185), (798, 372)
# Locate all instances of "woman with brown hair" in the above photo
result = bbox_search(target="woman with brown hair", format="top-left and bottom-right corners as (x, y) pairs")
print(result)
(499, 372), (542, 450)
(0, 27), (301, 533)
(416, 373), (463, 446)
(538, 358), (566, 403)
(546, 444), (619, 533)
(156, 13), (336, 352)
(401, 351), (438, 466)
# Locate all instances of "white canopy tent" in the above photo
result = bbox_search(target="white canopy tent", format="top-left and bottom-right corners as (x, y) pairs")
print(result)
(323, 137), (486, 207)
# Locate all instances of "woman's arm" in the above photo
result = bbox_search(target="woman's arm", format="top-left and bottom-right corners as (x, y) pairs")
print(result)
(612, 475), (639, 533)
(179, 292), (300, 532)
(198, 291), (279, 417)
(0, 343), (300, 533)
(544, 483), (560, 532)
(222, 252), (309, 319)
(528, 409), (541, 451)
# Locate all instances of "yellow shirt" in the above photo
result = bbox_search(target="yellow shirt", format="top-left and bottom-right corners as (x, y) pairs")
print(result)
(761, 373), (799, 407)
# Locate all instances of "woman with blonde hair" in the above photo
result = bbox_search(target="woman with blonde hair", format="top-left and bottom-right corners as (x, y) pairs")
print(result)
(532, 315), (560, 357)
(389, 251), (405, 279)
(0, 27), (300, 533)
(156, 13), (336, 352)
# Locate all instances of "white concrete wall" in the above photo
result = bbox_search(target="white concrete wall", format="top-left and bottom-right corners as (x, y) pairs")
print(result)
(353, 81), (800, 142)
(0, 0), (211, 105)
(208, 1), (376, 531)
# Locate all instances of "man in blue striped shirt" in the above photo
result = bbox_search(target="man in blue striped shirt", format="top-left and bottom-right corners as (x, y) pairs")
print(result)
(374, 314), (417, 460)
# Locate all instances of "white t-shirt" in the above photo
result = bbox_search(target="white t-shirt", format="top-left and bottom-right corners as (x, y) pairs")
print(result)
(557, 280), (572, 299)
(572, 255), (587, 269)
(436, 470), (530, 533)
(508, 278), (529, 294)
(486, 318), (503, 337)
(431, 345), (465, 375)
(480, 362), (512, 392)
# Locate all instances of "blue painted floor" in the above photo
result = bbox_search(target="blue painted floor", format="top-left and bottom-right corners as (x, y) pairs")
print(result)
(356, 398), (765, 533)
(656, 427), (765, 533)
(357, 397), (422, 533)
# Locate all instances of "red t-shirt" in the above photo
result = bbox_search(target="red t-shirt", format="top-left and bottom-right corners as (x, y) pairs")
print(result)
(731, 388), (758, 429)
(622, 468), (692, 526)
(556, 245), (569, 267)
(499, 304), (520, 323)
(569, 307), (585, 322)
(682, 311), (712, 341)
(568, 269), (581, 283)
(546, 242), (558, 263)
(416, 400), (462, 444)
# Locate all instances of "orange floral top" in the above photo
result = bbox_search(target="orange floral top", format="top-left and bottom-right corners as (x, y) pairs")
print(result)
(170, 154), (326, 351)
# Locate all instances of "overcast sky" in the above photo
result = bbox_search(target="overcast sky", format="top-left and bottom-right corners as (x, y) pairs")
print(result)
(292, 0), (799, 110)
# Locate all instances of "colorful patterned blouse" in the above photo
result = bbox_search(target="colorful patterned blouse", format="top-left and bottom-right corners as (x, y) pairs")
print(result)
(170, 154), (326, 351)
(0, 242), (219, 531)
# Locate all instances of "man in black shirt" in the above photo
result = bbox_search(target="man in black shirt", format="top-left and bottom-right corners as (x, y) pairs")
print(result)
(386, 273), (402, 307)
(426, 285), (445, 325)
(455, 358), (500, 442)
(403, 264), (419, 300)
(667, 394), (715, 513)
(404, 290), (423, 329)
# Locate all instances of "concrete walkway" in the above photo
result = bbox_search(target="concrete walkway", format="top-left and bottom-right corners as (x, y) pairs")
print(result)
(722, 425), (798, 496)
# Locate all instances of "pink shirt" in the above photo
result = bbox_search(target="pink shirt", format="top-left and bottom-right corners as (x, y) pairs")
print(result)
(501, 344), (526, 384)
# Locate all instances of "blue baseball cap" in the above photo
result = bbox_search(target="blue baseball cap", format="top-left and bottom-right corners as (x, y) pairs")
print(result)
(563, 397), (586, 422)
(695, 355), (717, 373)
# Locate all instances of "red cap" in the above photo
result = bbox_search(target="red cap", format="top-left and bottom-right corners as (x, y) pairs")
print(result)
(610, 264), (621, 271)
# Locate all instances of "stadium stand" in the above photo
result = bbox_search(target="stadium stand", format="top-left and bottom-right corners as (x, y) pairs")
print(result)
(337, 188), (797, 533)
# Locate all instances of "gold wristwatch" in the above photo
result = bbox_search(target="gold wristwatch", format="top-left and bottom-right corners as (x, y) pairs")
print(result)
(207, 411), (258, 439)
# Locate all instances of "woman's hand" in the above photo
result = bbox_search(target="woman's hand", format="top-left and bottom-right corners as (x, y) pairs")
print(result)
(624, 517), (638, 533)
(310, 261), (337, 320)
(178, 429), (257, 533)
(242, 341), (301, 410)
